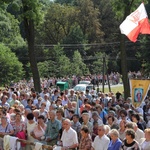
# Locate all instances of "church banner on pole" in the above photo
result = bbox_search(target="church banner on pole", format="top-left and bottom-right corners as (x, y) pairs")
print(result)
(130, 79), (150, 108)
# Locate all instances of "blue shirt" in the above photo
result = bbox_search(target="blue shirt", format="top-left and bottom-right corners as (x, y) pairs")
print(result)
(45, 119), (61, 140)
(100, 110), (107, 124)
(108, 138), (122, 150)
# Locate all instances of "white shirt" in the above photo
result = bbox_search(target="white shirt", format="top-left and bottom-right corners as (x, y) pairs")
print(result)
(33, 98), (38, 105)
(135, 128), (145, 143)
(136, 107), (143, 116)
(140, 140), (150, 150)
(61, 127), (78, 147)
(27, 121), (37, 142)
(91, 118), (103, 126)
(93, 134), (110, 150)
(40, 99), (51, 111)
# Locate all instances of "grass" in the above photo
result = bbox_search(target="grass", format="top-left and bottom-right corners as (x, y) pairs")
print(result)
(97, 85), (124, 94)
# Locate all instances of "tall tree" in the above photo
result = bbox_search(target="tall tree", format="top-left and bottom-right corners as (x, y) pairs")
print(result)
(36, 3), (78, 44)
(1, 0), (43, 92)
(21, 0), (43, 92)
(75, 0), (104, 43)
(92, 0), (120, 42)
(112, 0), (143, 99)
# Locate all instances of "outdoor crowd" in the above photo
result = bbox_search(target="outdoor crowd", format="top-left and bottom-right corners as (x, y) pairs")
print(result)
(38, 72), (121, 89)
(0, 79), (150, 150)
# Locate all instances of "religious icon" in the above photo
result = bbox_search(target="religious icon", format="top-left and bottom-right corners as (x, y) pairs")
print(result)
(134, 88), (143, 102)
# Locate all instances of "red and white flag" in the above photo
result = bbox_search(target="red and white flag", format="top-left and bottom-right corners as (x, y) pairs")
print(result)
(119, 3), (150, 42)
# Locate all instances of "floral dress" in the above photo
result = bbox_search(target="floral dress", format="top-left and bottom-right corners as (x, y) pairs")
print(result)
(11, 121), (26, 135)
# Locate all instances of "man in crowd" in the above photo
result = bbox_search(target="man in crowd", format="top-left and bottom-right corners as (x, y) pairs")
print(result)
(61, 119), (78, 150)
(45, 110), (61, 146)
(93, 124), (110, 150)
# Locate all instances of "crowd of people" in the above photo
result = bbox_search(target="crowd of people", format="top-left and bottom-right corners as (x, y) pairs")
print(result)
(36, 72), (121, 89)
(0, 79), (150, 150)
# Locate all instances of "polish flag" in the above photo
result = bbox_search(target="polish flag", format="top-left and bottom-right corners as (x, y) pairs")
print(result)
(119, 3), (150, 42)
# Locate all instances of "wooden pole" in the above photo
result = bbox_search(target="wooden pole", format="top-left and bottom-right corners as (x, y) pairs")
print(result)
(102, 57), (105, 93)
(104, 58), (111, 92)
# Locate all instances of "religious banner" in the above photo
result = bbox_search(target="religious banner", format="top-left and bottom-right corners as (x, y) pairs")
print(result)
(130, 79), (150, 108)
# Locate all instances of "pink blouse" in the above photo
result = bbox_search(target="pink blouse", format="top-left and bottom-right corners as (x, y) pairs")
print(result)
(33, 124), (46, 138)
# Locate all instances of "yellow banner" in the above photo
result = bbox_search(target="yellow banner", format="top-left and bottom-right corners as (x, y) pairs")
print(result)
(130, 79), (150, 108)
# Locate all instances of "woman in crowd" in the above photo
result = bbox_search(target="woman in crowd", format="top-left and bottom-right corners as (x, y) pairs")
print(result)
(81, 113), (93, 134)
(121, 129), (140, 150)
(140, 128), (150, 150)
(0, 116), (14, 150)
(108, 129), (122, 150)
(118, 120), (126, 141)
(39, 102), (48, 118)
(25, 98), (33, 110)
(31, 115), (47, 142)
(131, 113), (144, 131)
(104, 125), (111, 137)
(36, 97), (43, 109)
(26, 113), (37, 150)
(56, 109), (65, 124)
(79, 126), (92, 150)
(91, 111), (103, 126)
(107, 116), (115, 128)
(0, 109), (7, 124)
(11, 113), (26, 136)
(0, 116), (14, 135)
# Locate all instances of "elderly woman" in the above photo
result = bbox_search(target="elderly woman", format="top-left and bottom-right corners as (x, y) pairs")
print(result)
(79, 126), (92, 150)
(91, 111), (103, 126)
(11, 113), (26, 136)
(0, 116), (14, 135)
(82, 112), (93, 134)
(108, 129), (122, 150)
(140, 128), (150, 150)
(0, 116), (14, 150)
(121, 129), (140, 150)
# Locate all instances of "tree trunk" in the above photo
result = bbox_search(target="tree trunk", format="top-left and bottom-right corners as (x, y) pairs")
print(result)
(22, 1), (41, 92)
(26, 20), (41, 92)
(120, 35), (130, 99)
(120, 0), (135, 100)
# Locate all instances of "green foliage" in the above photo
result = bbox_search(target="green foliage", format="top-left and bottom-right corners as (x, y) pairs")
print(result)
(55, 0), (75, 5)
(57, 55), (72, 76)
(0, 7), (21, 44)
(63, 24), (86, 44)
(71, 50), (89, 75)
(91, 52), (108, 74)
(137, 36), (150, 76)
(111, 0), (127, 19)
(36, 3), (78, 44)
(75, 0), (104, 43)
(38, 44), (72, 77)
(0, 44), (24, 85)
(111, 0), (148, 20)
(38, 61), (50, 77)
(21, 0), (44, 24)
(92, 0), (119, 42)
